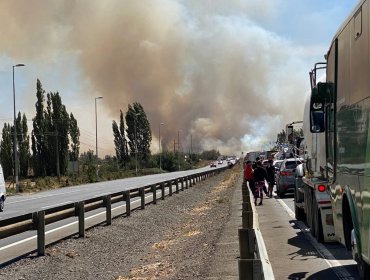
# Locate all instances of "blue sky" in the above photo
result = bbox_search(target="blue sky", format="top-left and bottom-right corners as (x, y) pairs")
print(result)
(0, 0), (360, 156)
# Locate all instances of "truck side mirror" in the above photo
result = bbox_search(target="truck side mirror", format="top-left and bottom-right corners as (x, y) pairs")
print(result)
(310, 83), (327, 133)
(286, 125), (294, 144)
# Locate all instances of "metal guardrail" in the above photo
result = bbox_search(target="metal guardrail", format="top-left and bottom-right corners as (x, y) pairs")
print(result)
(0, 166), (228, 261)
(238, 181), (275, 280)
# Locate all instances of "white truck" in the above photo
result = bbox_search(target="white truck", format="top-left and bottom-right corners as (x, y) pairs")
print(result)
(0, 164), (6, 212)
(293, 76), (336, 243)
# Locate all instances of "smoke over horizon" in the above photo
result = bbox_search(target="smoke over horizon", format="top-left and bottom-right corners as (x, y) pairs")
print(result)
(0, 1), (311, 155)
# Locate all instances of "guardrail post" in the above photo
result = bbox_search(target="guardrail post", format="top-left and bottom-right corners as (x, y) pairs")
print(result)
(242, 210), (254, 229)
(77, 201), (85, 237)
(161, 182), (165, 200)
(239, 228), (256, 259)
(36, 211), (45, 256)
(189, 176), (193, 187)
(140, 187), (145, 209)
(242, 202), (252, 212)
(124, 191), (131, 216)
(104, 195), (112, 225)
(176, 179), (179, 194)
(238, 259), (262, 280)
(151, 185), (157, 204)
(185, 177), (189, 189)
(168, 181), (173, 196)
(181, 178), (184, 191)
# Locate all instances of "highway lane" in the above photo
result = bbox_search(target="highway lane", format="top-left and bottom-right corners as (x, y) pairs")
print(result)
(271, 192), (359, 279)
(0, 164), (224, 220)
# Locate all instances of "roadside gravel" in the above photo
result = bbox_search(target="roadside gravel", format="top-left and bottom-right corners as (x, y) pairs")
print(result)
(0, 167), (241, 280)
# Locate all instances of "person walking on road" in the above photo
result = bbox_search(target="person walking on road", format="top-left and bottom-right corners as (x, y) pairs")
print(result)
(266, 159), (275, 198)
(244, 161), (255, 195)
(253, 161), (268, 206)
(253, 157), (268, 196)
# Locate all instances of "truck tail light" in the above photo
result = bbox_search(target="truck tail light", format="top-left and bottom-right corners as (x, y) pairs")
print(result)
(318, 185), (326, 192)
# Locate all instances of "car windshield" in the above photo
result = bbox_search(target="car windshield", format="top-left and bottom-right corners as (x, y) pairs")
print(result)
(274, 162), (282, 169)
(285, 161), (301, 169)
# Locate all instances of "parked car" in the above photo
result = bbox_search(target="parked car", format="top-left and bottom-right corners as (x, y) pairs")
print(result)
(273, 159), (284, 171)
(0, 164), (6, 212)
(210, 161), (217, 168)
(275, 158), (303, 198)
(218, 160), (223, 165)
(273, 159), (284, 183)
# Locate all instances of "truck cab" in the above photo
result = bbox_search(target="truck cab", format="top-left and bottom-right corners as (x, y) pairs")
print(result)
(0, 164), (6, 212)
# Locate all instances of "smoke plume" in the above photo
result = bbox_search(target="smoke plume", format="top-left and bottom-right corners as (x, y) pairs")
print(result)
(0, 0), (310, 155)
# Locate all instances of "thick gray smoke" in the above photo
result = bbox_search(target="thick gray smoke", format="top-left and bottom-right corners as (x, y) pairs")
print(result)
(0, 0), (310, 155)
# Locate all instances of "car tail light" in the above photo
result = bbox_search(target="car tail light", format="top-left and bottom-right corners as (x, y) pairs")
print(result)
(318, 185), (326, 192)
(280, 171), (292, 176)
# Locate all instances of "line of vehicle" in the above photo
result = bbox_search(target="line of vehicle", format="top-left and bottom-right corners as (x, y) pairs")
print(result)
(276, 198), (356, 280)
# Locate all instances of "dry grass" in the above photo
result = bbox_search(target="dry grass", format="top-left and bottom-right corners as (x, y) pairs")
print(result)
(117, 167), (241, 280)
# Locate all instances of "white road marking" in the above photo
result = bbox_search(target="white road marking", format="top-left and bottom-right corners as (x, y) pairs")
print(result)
(277, 198), (356, 280)
(41, 201), (73, 210)
(0, 199), (142, 252)
(7, 189), (83, 204)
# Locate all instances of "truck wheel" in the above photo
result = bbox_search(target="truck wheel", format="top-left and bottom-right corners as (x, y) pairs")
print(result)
(294, 190), (305, 221)
(358, 257), (370, 280)
(277, 186), (285, 198)
(313, 196), (324, 242)
(314, 208), (324, 243)
(0, 197), (4, 212)
(278, 191), (285, 198)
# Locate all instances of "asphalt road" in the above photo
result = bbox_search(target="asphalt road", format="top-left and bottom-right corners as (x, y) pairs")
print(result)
(259, 190), (359, 279)
(0, 164), (229, 265)
(0, 164), (225, 220)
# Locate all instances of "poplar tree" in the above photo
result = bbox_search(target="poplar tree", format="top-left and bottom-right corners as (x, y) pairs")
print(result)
(31, 79), (48, 177)
(112, 110), (129, 167)
(125, 102), (152, 165)
(17, 113), (30, 177)
(69, 113), (80, 161)
(0, 123), (13, 179)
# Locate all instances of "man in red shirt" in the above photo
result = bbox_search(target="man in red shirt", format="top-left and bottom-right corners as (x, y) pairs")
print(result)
(244, 161), (255, 195)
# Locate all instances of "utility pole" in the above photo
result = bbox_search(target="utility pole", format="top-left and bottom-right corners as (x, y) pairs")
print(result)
(12, 63), (25, 192)
(55, 123), (60, 179)
(178, 130), (181, 170)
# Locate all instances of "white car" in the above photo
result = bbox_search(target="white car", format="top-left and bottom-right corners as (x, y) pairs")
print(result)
(0, 165), (5, 212)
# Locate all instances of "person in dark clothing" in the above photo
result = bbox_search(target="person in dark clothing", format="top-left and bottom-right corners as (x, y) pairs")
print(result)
(253, 161), (268, 205)
(266, 160), (275, 198)
(253, 157), (268, 196)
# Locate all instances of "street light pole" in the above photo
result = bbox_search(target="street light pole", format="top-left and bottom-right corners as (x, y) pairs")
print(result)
(159, 123), (164, 171)
(178, 130), (181, 170)
(95, 96), (103, 159)
(134, 113), (141, 176)
(13, 64), (25, 193)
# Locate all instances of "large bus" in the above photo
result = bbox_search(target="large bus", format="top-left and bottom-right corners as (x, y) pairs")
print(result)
(309, 0), (370, 277)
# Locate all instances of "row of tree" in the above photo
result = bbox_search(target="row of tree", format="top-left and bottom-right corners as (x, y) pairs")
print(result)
(0, 79), (80, 179)
(0, 79), (220, 181)
(112, 102), (152, 168)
